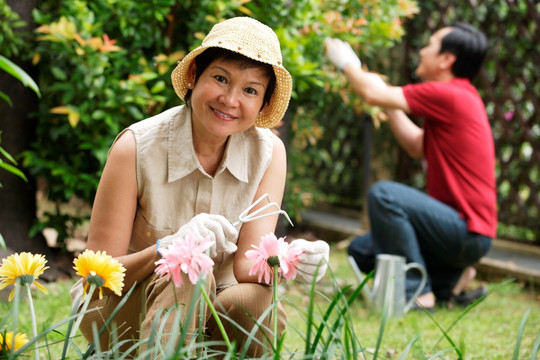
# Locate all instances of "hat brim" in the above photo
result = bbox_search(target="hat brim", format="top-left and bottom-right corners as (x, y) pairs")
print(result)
(171, 45), (292, 129)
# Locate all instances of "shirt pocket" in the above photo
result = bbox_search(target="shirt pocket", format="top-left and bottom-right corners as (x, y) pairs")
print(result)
(129, 211), (173, 253)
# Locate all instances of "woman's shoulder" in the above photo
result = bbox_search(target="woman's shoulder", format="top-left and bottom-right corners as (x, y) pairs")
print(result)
(129, 105), (187, 135)
(242, 127), (283, 155)
(246, 126), (281, 143)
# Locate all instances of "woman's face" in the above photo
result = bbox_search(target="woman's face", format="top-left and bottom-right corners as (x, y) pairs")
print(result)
(189, 58), (271, 140)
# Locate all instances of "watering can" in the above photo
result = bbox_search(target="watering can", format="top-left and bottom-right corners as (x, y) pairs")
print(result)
(348, 254), (427, 317)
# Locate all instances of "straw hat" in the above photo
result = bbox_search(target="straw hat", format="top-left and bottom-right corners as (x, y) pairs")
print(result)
(171, 17), (292, 129)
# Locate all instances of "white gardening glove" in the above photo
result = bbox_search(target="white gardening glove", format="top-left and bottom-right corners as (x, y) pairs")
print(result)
(324, 37), (361, 71)
(156, 213), (238, 258)
(289, 239), (330, 283)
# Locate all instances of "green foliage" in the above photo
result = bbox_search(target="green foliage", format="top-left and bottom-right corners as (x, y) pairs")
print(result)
(21, 1), (181, 249)
(0, 38), (40, 250)
(0, 55), (39, 186)
(0, 0), (29, 58)
(0, 55), (40, 102)
(0, 133), (27, 185)
(5, 0), (418, 246)
(0, 52), (40, 186)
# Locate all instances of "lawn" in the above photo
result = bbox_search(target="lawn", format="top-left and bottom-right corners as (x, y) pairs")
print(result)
(282, 245), (540, 359)
(1, 243), (539, 359)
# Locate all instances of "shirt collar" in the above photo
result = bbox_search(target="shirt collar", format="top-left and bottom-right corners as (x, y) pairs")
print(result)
(167, 106), (249, 183)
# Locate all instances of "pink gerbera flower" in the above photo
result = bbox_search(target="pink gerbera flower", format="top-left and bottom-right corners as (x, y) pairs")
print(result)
(281, 244), (304, 281)
(245, 233), (304, 284)
(155, 233), (215, 287)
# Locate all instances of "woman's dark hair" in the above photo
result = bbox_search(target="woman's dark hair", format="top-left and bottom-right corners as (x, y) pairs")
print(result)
(439, 22), (488, 80)
(184, 47), (276, 111)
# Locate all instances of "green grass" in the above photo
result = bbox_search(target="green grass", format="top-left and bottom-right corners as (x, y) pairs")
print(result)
(281, 245), (540, 359)
(0, 279), (88, 358)
(1, 244), (539, 359)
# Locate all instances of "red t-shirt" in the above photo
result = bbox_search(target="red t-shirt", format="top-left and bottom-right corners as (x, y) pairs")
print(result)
(402, 78), (497, 238)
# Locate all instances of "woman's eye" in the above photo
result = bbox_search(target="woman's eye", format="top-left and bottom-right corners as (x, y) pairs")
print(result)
(214, 75), (227, 83)
(245, 87), (257, 95)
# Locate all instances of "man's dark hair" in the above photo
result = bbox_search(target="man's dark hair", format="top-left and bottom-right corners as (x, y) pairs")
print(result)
(439, 22), (488, 80)
(185, 47), (276, 111)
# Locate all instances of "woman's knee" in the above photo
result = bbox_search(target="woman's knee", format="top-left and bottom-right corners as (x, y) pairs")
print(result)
(217, 283), (271, 313)
(79, 296), (139, 351)
(209, 283), (287, 357)
(216, 283), (286, 325)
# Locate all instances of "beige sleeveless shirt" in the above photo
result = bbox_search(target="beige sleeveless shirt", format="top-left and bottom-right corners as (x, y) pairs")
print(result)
(116, 105), (275, 288)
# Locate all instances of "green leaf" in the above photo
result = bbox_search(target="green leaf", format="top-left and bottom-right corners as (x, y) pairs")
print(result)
(0, 55), (41, 97)
(140, 72), (159, 81)
(50, 65), (68, 81)
(0, 91), (13, 106)
(0, 144), (19, 165)
(126, 105), (144, 120)
(0, 160), (28, 181)
(150, 80), (166, 94)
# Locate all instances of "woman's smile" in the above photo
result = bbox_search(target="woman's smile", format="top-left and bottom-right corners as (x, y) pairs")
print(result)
(211, 106), (237, 121)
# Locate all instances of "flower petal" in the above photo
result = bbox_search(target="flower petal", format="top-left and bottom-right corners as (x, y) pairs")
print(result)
(34, 281), (48, 294)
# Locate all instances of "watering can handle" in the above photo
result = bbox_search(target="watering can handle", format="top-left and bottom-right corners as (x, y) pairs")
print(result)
(403, 262), (427, 312)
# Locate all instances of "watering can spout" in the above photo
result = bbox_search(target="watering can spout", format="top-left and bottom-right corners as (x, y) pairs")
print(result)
(348, 255), (375, 303)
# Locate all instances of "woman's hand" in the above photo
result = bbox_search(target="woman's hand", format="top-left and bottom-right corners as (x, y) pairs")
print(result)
(289, 239), (330, 283)
(156, 213), (238, 258)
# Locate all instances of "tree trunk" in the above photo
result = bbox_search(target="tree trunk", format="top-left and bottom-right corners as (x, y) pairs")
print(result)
(0, 0), (72, 280)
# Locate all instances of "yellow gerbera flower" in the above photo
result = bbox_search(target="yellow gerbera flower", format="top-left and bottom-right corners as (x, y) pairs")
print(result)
(73, 249), (126, 299)
(0, 331), (29, 352)
(0, 252), (49, 301)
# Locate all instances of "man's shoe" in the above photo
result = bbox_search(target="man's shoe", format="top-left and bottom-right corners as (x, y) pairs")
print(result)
(450, 286), (487, 307)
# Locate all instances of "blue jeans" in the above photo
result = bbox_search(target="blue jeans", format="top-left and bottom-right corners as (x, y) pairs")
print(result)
(348, 181), (492, 300)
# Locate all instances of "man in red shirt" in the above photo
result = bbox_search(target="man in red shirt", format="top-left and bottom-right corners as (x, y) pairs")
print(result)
(325, 23), (496, 309)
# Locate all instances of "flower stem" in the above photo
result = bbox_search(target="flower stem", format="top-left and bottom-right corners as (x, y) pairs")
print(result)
(71, 283), (96, 339)
(25, 284), (39, 360)
(273, 266), (278, 351)
(12, 284), (20, 335)
(199, 284), (232, 351)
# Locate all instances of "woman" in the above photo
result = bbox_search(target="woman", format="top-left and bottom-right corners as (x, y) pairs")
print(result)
(71, 17), (329, 357)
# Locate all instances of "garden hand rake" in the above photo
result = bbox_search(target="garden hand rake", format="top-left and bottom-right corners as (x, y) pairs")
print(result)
(232, 193), (294, 227)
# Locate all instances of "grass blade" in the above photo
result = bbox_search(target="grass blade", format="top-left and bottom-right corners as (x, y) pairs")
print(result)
(513, 308), (531, 360)
(303, 268), (318, 355)
(398, 334), (421, 360)
(82, 282), (137, 358)
(422, 303), (462, 359)
(372, 275), (393, 360)
(530, 326), (540, 360)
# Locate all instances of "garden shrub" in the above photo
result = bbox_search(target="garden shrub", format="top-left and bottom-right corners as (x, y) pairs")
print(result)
(0, 0), (29, 58)
(15, 0), (417, 247)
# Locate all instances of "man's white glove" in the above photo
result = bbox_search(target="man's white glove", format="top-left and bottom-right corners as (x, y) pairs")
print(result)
(289, 239), (330, 283)
(324, 37), (361, 71)
(157, 214), (238, 258)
